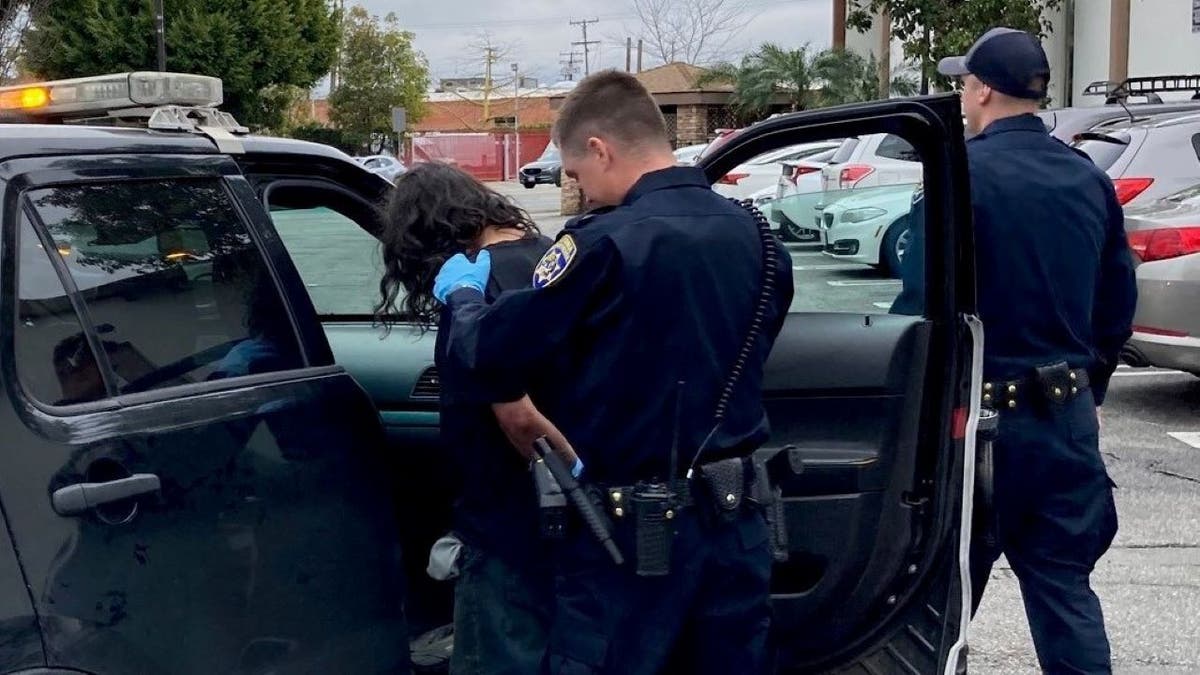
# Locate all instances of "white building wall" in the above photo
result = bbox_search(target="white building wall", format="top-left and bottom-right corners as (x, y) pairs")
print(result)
(1070, 0), (1114, 106)
(1127, 0), (1200, 100)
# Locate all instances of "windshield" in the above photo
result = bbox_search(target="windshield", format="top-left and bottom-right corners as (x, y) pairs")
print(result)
(539, 144), (561, 162)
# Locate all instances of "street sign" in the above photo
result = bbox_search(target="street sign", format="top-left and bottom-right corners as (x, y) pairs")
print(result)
(391, 107), (407, 132)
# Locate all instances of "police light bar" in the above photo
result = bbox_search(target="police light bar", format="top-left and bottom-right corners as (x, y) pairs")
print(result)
(0, 72), (223, 118)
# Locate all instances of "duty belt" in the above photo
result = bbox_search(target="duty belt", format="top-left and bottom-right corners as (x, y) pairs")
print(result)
(982, 366), (1090, 411)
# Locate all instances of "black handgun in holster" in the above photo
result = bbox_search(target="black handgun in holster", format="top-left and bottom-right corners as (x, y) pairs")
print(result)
(532, 458), (567, 540)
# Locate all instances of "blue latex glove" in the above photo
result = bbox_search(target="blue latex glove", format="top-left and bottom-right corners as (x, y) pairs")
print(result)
(434, 250), (491, 303)
(571, 457), (585, 479)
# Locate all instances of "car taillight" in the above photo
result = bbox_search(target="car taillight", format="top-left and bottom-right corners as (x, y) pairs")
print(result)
(1112, 177), (1154, 205)
(788, 164), (819, 184)
(1127, 226), (1200, 262)
(718, 172), (749, 185)
(1133, 325), (1190, 337)
(839, 164), (874, 189)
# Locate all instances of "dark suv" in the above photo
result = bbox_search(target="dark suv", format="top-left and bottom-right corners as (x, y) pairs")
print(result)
(518, 143), (562, 188)
(0, 72), (990, 675)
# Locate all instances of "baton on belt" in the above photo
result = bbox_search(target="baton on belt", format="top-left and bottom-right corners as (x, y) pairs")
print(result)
(533, 436), (624, 566)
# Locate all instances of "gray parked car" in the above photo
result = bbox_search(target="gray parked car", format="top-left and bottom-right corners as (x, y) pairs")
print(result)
(1121, 183), (1200, 375)
(1070, 111), (1200, 206)
(356, 154), (407, 182)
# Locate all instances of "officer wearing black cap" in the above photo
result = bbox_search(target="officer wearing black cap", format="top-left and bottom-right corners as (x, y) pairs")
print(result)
(912, 27), (1137, 674)
(432, 69), (794, 674)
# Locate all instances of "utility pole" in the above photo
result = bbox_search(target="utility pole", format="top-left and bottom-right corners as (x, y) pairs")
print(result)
(482, 46), (498, 123)
(331, 0), (345, 91)
(570, 18), (600, 75)
(153, 0), (167, 71)
(626, 37), (632, 72)
(559, 51), (582, 81)
(636, 38), (644, 73)
(512, 62), (521, 172)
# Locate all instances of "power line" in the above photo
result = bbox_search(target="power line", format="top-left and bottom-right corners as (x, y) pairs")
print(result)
(569, 18), (600, 76)
(559, 51), (582, 81)
(398, 1), (824, 31)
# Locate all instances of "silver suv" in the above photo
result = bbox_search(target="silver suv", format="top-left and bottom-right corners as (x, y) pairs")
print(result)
(1070, 111), (1200, 207)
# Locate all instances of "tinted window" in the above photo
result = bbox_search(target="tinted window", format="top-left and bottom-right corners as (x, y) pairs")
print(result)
(830, 138), (860, 164)
(271, 202), (384, 316)
(1193, 133), (1199, 163)
(15, 215), (109, 405)
(876, 135), (918, 162)
(1071, 131), (1131, 171)
(26, 179), (304, 395)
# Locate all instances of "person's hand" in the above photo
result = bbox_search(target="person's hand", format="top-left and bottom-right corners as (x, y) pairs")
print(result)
(434, 250), (491, 303)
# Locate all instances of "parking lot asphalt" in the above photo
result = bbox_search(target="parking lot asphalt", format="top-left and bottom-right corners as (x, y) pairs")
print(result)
(503, 183), (1200, 674)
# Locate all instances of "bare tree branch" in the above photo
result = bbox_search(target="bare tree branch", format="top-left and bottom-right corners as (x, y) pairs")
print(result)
(628, 0), (748, 67)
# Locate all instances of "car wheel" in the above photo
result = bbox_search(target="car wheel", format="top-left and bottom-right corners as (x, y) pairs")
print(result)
(522, 181), (535, 189)
(881, 218), (911, 277)
(553, 171), (562, 188)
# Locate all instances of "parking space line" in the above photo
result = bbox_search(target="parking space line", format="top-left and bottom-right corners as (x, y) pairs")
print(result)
(793, 264), (869, 271)
(1111, 370), (1192, 378)
(1167, 432), (1200, 449)
(826, 280), (902, 287)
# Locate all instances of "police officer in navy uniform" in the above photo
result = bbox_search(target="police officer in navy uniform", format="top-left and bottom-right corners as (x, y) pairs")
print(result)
(431, 70), (794, 674)
(923, 28), (1137, 673)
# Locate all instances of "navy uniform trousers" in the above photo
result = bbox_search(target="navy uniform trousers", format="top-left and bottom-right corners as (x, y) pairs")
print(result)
(971, 391), (1118, 674)
(545, 506), (773, 675)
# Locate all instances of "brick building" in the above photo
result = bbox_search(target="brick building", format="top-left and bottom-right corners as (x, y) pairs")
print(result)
(549, 62), (742, 149)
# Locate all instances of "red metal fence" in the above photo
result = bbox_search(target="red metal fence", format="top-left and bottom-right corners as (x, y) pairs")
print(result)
(405, 131), (552, 182)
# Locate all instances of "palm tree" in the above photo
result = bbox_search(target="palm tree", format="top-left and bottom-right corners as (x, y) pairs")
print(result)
(813, 50), (921, 105)
(698, 42), (824, 119)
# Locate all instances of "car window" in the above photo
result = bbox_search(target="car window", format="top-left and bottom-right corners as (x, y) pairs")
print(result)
(806, 148), (838, 164)
(875, 134), (919, 162)
(23, 179), (304, 397)
(14, 215), (109, 405)
(267, 187), (386, 317)
(751, 138), (925, 315)
(1193, 133), (1200, 163)
(364, 158), (384, 169)
(1071, 131), (1132, 171)
(829, 138), (860, 164)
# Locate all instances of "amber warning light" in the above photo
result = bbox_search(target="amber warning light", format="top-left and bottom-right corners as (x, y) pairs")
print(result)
(0, 72), (223, 119)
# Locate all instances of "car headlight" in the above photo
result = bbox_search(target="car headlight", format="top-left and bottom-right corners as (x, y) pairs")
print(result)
(840, 207), (887, 224)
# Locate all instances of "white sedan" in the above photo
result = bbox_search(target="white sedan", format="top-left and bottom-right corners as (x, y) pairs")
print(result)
(356, 155), (407, 183)
(819, 183), (917, 276)
(712, 141), (840, 201)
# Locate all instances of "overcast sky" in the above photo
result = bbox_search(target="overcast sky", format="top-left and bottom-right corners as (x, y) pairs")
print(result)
(354, 0), (833, 87)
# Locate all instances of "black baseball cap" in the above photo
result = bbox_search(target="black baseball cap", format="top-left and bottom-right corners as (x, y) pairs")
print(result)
(937, 27), (1050, 100)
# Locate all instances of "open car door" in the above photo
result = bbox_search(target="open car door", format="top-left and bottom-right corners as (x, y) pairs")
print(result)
(699, 95), (982, 674)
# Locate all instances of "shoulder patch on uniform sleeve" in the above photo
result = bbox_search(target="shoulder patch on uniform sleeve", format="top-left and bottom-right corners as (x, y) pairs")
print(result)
(532, 234), (578, 289)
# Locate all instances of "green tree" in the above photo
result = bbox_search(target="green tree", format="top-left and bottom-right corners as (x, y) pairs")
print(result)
(814, 49), (920, 105)
(847, 0), (1062, 93)
(699, 43), (824, 120)
(700, 43), (921, 120)
(23, 0), (339, 129)
(328, 6), (429, 154)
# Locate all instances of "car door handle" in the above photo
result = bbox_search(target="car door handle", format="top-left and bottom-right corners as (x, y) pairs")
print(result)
(52, 473), (161, 517)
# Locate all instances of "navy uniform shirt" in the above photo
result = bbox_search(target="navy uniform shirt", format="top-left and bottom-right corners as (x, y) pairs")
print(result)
(435, 235), (553, 566)
(895, 114), (1136, 404)
(443, 167), (795, 484)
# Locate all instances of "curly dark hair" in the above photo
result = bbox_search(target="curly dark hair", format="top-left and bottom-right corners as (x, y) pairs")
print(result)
(375, 162), (539, 330)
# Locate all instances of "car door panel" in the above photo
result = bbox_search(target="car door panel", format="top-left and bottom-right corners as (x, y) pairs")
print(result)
(239, 171), (454, 634)
(701, 96), (977, 674)
(0, 156), (409, 674)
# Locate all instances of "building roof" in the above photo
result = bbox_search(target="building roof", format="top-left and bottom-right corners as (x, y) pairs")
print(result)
(635, 62), (732, 94)
(414, 95), (557, 133)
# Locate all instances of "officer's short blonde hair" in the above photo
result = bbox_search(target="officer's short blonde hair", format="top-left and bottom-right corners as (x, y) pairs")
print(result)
(553, 70), (671, 155)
